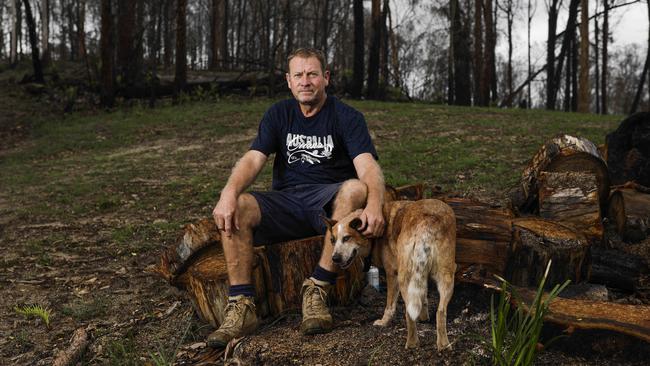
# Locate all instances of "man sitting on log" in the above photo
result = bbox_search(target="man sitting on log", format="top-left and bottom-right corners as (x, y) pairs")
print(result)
(208, 48), (386, 348)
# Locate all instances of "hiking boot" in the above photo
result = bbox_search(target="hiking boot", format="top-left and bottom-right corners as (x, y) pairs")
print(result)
(300, 278), (333, 335)
(207, 295), (258, 348)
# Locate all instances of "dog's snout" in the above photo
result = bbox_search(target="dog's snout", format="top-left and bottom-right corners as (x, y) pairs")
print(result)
(332, 253), (342, 264)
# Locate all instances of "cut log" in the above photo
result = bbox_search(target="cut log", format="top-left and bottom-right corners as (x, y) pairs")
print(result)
(606, 112), (650, 186)
(590, 247), (646, 291)
(511, 134), (609, 215)
(608, 187), (650, 243)
(538, 171), (604, 245)
(506, 217), (590, 288)
(514, 285), (650, 343)
(440, 197), (514, 278)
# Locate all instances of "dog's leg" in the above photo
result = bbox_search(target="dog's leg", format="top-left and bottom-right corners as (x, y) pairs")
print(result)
(434, 270), (455, 351)
(399, 269), (420, 349)
(373, 267), (398, 326)
(418, 297), (429, 321)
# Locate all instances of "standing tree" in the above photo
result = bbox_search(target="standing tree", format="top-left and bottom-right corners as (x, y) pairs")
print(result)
(601, 0), (609, 114)
(367, 0), (381, 99)
(474, 0), (483, 105)
(100, 0), (115, 108)
(41, 0), (49, 64)
(578, 0), (590, 112)
(450, 0), (471, 105)
(351, 0), (364, 99)
(498, 0), (520, 107)
(630, 0), (650, 114)
(174, 0), (187, 99)
(22, 0), (44, 83)
(482, 0), (496, 105)
(527, 0), (536, 106)
(10, 0), (18, 65)
(545, 0), (561, 110)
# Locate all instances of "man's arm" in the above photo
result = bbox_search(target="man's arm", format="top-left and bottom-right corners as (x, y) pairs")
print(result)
(353, 153), (385, 237)
(213, 150), (268, 237)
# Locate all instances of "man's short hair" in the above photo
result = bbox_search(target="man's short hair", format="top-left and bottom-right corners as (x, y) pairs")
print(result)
(287, 48), (328, 73)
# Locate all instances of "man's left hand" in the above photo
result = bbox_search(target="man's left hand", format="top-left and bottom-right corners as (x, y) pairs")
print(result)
(359, 204), (385, 238)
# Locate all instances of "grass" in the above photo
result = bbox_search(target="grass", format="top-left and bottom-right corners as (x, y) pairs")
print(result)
(61, 296), (109, 322)
(14, 304), (52, 328)
(487, 261), (570, 366)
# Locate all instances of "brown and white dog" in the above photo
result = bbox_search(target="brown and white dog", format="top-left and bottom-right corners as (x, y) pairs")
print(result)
(324, 199), (457, 350)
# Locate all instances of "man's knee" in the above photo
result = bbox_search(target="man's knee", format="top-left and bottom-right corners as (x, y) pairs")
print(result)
(236, 193), (262, 228)
(335, 179), (368, 208)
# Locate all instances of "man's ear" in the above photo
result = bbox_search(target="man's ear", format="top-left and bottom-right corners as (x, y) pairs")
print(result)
(349, 218), (363, 231)
(320, 215), (337, 231)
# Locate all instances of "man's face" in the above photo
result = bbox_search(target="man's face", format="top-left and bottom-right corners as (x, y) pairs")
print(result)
(286, 56), (330, 106)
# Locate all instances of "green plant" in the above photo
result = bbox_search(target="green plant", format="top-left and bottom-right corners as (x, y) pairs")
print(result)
(14, 304), (52, 328)
(107, 333), (139, 366)
(487, 260), (570, 366)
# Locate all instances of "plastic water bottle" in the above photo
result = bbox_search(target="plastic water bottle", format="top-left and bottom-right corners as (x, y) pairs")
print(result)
(367, 266), (380, 290)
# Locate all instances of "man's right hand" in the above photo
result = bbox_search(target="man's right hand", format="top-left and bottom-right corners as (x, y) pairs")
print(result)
(213, 192), (239, 238)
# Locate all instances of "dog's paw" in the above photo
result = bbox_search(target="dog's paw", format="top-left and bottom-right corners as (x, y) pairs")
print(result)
(373, 319), (389, 327)
(404, 340), (419, 349)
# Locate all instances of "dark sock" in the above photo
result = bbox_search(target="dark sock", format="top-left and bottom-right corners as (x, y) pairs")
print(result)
(311, 265), (338, 285)
(228, 284), (255, 300)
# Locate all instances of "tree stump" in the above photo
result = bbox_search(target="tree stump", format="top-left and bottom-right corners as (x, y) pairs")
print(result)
(441, 197), (514, 278)
(606, 112), (650, 186)
(590, 247), (646, 291)
(538, 171), (604, 245)
(608, 187), (650, 243)
(507, 217), (590, 288)
(511, 134), (609, 215)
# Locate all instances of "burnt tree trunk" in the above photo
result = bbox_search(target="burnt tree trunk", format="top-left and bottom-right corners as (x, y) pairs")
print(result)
(608, 187), (650, 243)
(538, 171), (603, 245)
(511, 134), (609, 215)
(507, 217), (591, 289)
(22, 0), (44, 83)
(590, 247), (646, 291)
(606, 112), (650, 186)
(100, 0), (115, 108)
(351, 0), (364, 99)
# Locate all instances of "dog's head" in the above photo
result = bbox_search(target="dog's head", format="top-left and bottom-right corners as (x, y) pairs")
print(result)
(322, 209), (371, 269)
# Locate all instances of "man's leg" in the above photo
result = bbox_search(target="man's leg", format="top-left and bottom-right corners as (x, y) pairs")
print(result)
(301, 179), (368, 335)
(208, 193), (261, 348)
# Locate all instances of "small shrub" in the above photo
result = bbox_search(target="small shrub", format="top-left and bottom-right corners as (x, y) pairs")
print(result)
(14, 304), (52, 328)
(487, 260), (570, 366)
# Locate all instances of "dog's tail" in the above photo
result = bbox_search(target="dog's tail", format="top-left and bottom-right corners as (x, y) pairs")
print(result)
(404, 223), (436, 322)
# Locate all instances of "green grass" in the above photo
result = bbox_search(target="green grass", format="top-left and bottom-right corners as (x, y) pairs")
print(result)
(0, 98), (622, 233)
(61, 296), (109, 322)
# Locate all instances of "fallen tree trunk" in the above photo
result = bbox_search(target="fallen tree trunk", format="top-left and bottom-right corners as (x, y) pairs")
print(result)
(538, 171), (604, 245)
(507, 217), (591, 289)
(510, 135), (609, 215)
(515, 285), (650, 343)
(608, 186), (650, 243)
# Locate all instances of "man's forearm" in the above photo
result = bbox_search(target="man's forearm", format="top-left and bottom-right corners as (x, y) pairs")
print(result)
(359, 162), (385, 208)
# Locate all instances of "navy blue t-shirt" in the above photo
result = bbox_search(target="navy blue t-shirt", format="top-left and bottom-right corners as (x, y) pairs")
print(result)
(250, 96), (378, 191)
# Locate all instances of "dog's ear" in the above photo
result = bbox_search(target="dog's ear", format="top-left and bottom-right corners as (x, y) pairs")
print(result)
(320, 215), (337, 231)
(349, 217), (363, 231)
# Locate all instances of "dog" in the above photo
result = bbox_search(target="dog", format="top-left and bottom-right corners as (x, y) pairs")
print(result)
(323, 199), (457, 350)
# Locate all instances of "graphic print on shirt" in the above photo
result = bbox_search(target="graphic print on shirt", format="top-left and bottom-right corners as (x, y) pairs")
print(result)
(286, 133), (334, 164)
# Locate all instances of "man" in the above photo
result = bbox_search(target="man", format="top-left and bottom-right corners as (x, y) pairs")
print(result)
(208, 48), (385, 348)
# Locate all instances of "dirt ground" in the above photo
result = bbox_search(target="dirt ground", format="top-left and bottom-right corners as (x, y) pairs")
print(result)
(1, 83), (649, 365)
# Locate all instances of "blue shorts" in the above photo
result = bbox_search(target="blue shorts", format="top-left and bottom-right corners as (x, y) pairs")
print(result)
(250, 183), (343, 245)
